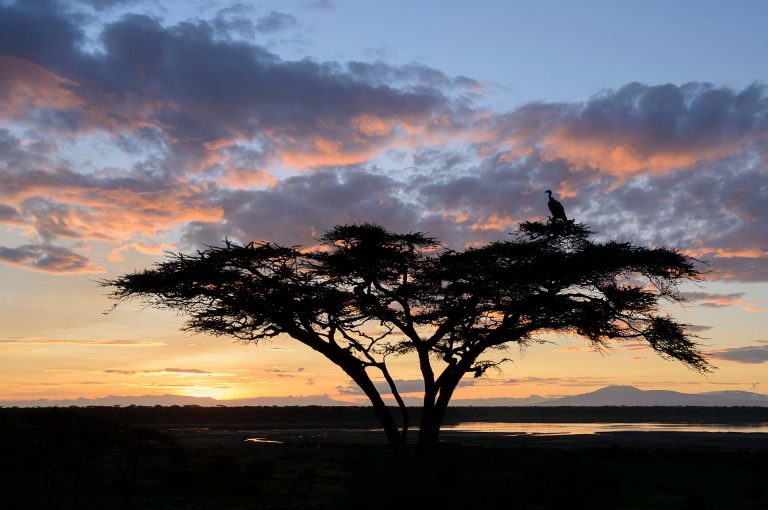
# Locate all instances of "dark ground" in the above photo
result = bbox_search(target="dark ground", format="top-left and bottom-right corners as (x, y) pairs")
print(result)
(1, 407), (767, 510)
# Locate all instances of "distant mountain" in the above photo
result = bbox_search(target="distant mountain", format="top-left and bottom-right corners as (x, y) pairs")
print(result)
(537, 385), (768, 407)
(3, 386), (767, 407)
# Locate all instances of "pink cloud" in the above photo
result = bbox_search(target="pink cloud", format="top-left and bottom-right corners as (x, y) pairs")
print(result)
(0, 57), (85, 118)
(0, 244), (102, 273)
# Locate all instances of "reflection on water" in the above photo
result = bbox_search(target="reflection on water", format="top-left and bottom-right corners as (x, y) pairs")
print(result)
(441, 422), (768, 435)
(245, 437), (283, 444)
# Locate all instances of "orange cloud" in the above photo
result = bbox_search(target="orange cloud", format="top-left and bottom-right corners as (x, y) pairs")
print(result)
(220, 168), (278, 188)
(0, 57), (164, 136)
(470, 213), (516, 232)
(2, 178), (223, 243)
(107, 241), (177, 262)
(0, 57), (84, 117)
(540, 127), (738, 177)
(279, 145), (383, 168)
(349, 114), (397, 137)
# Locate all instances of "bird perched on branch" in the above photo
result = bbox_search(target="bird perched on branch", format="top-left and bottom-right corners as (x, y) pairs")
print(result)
(545, 190), (568, 221)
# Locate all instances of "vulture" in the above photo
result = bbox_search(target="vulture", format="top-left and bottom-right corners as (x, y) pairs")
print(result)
(545, 190), (568, 221)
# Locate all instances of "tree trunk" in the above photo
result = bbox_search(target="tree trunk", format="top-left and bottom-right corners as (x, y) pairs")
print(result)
(416, 382), (438, 458)
(416, 369), (465, 461)
(349, 366), (405, 454)
(291, 327), (407, 455)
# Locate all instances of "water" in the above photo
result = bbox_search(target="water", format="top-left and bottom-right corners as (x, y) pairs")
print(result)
(441, 422), (768, 435)
(245, 437), (283, 444)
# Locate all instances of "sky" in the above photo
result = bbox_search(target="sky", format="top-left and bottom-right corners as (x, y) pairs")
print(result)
(0, 0), (767, 403)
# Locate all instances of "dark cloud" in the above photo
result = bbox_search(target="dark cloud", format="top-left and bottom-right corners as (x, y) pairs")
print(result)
(709, 345), (768, 364)
(579, 163), (768, 281)
(72, 0), (141, 11)
(563, 82), (768, 157)
(347, 61), (480, 91)
(0, 1), (84, 71)
(0, 204), (21, 223)
(681, 291), (747, 307)
(477, 82), (768, 175)
(0, 2), (462, 168)
(264, 367), (297, 378)
(163, 368), (211, 374)
(417, 152), (592, 224)
(0, 243), (100, 273)
(184, 168), (421, 248)
(685, 325), (713, 333)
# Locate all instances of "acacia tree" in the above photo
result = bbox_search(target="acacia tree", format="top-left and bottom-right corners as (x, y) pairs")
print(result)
(104, 220), (710, 457)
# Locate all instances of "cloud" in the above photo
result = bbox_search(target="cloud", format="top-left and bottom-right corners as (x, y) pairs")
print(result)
(104, 367), (214, 375)
(211, 7), (298, 39)
(304, 0), (335, 11)
(0, 2), (465, 169)
(0, 203), (21, 223)
(681, 291), (747, 308)
(183, 168), (422, 248)
(0, 2), (476, 273)
(1, 2), (767, 285)
(0, 338), (165, 346)
(264, 366), (301, 378)
(415, 139), (768, 280)
(336, 378), (476, 395)
(163, 368), (212, 374)
(72, 0), (141, 11)
(483, 82), (768, 177)
(255, 11), (298, 33)
(708, 345), (768, 364)
(103, 369), (136, 375)
(0, 243), (102, 273)
(685, 325), (713, 333)
(107, 241), (176, 262)
(0, 128), (221, 271)
(504, 376), (617, 387)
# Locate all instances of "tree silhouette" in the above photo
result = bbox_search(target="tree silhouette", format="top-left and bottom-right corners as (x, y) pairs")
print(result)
(104, 220), (710, 458)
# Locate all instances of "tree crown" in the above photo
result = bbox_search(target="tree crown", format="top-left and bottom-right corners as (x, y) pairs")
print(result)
(105, 220), (710, 373)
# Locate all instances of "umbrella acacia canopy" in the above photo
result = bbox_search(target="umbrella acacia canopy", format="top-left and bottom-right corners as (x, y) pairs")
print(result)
(104, 220), (710, 453)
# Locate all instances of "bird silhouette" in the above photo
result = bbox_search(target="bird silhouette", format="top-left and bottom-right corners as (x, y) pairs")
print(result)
(545, 190), (567, 221)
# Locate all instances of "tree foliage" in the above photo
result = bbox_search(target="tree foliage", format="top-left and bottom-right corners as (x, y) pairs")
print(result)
(105, 220), (710, 455)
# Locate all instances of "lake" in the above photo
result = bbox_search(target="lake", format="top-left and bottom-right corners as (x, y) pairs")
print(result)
(441, 422), (768, 435)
